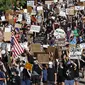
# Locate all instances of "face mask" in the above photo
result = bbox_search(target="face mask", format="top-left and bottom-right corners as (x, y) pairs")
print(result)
(49, 64), (53, 68)
(20, 67), (24, 71)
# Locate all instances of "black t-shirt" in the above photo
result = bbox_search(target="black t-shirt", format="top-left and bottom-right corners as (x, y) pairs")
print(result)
(33, 64), (42, 75)
(11, 76), (21, 85)
(47, 67), (56, 81)
(64, 63), (75, 80)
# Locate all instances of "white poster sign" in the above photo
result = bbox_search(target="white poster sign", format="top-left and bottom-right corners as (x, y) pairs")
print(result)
(37, 6), (43, 11)
(54, 0), (58, 2)
(30, 25), (41, 33)
(59, 11), (66, 17)
(54, 28), (66, 39)
(17, 14), (23, 22)
(7, 43), (11, 51)
(69, 45), (82, 59)
(5, 27), (11, 32)
(27, 1), (34, 7)
(80, 0), (85, 2)
(75, 6), (84, 10)
(1, 16), (6, 21)
(80, 43), (85, 49)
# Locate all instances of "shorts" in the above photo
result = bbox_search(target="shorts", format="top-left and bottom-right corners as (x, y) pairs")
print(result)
(74, 77), (79, 81)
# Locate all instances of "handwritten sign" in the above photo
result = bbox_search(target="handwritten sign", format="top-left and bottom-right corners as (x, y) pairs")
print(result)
(69, 45), (82, 59)
(30, 25), (40, 33)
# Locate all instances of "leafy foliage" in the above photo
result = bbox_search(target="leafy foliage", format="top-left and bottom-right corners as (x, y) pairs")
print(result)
(0, 0), (27, 11)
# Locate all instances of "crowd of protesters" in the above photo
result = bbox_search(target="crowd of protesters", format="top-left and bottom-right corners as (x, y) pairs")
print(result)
(0, 0), (85, 85)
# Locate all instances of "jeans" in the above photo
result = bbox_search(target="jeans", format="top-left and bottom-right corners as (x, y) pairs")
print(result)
(65, 80), (74, 85)
(21, 79), (31, 85)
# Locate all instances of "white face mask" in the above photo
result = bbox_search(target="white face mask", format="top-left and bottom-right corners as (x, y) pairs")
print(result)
(20, 67), (24, 71)
(49, 64), (53, 68)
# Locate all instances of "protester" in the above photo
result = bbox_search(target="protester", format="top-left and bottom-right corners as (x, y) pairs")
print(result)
(0, 0), (85, 85)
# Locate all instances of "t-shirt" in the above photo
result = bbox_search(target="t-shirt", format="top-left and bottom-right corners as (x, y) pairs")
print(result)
(64, 62), (75, 80)
(73, 29), (79, 37)
(47, 67), (56, 81)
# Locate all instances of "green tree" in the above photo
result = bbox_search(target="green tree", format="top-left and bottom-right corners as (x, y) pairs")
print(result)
(0, 0), (26, 11)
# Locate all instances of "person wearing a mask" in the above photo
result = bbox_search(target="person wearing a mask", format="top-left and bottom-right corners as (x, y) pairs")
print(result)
(47, 61), (57, 85)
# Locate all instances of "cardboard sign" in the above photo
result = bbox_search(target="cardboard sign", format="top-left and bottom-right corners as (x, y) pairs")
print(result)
(30, 25), (40, 33)
(69, 45), (82, 59)
(25, 62), (33, 71)
(27, 6), (33, 13)
(15, 23), (22, 28)
(9, 19), (15, 25)
(47, 46), (56, 53)
(30, 43), (42, 53)
(37, 53), (49, 63)
(66, 8), (74, 15)
(4, 32), (11, 41)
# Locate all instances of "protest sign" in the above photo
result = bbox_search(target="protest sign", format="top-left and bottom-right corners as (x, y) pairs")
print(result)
(17, 14), (23, 22)
(30, 25), (40, 33)
(24, 9), (28, 13)
(59, 11), (66, 17)
(47, 46), (56, 53)
(27, 1), (34, 7)
(80, 43), (85, 49)
(7, 43), (11, 51)
(33, 31), (47, 44)
(69, 45), (82, 59)
(15, 23), (22, 28)
(37, 53), (49, 64)
(4, 32), (11, 41)
(80, 0), (85, 2)
(54, 28), (66, 39)
(37, 6), (43, 11)
(27, 6), (33, 13)
(25, 62), (33, 71)
(30, 43), (42, 53)
(1, 16), (6, 21)
(9, 19), (15, 25)
(66, 8), (75, 15)
(75, 6), (84, 10)
(54, 0), (58, 2)
(5, 27), (11, 32)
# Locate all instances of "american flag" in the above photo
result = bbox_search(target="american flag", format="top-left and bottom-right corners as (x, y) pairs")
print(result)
(11, 36), (24, 57)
